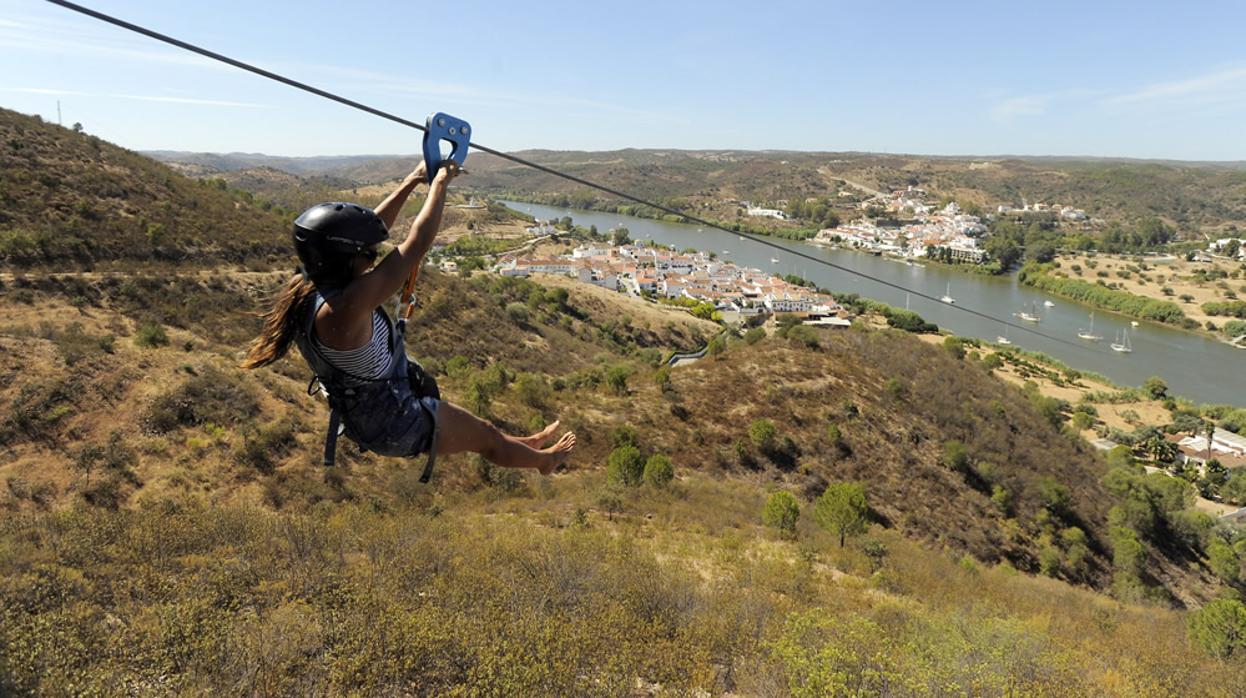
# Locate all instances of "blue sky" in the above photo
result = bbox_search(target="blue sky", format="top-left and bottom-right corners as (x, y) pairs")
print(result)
(2, 0), (1245, 159)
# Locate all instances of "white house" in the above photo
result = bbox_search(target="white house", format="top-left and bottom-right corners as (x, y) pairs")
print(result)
(746, 205), (787, 220)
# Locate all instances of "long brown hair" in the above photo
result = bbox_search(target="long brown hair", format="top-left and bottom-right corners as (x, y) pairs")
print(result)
(241, 274), (317, 369)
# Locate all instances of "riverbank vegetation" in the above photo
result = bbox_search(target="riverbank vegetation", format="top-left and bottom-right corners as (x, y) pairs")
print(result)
(1018, 262), (1191, 327)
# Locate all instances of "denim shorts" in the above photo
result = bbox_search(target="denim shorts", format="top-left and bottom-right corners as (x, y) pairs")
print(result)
(345, 394), (440, 458)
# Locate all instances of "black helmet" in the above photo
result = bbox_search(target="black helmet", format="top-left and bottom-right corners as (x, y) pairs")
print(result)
(293, 202), (389, 288)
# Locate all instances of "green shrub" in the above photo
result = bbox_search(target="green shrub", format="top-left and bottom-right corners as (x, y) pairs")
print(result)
(943, 336), (966, 360)
(445, 355), (473, 379)
(142, 366), (260, 433)
(942, 440), (970, 474)
(514, 372), (550, 408)
(1038, 543), (1062, 577)
(606, 445), (644, 487)
(1189, 598), (1246, 659)
(643, 454), (674, 488)
(1203, 300), (1246, 319)
(605, 364), (630, 395)
(763, 490), (800, 538)
(235, 419), (298, 474)
(885, 309), (938, 333)
(785, 325), (819, 349)
(1208, 539), (1241, 584)
(748, 419), (777, 450)
(504, 302), (530, 324)
(134, 321), (169, 348)
(884, 377), (907, 398)
(609, 425), (638, 450)
(990, 485), (1012, 514)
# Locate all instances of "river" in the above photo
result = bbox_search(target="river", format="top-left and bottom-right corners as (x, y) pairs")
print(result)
(502, 201), (1244, 407)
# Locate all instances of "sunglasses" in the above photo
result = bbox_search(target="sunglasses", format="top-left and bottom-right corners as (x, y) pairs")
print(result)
(357, 247), (380, 262)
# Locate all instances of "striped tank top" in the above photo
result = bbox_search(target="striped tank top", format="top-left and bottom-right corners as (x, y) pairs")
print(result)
(312, 310), (394, 380)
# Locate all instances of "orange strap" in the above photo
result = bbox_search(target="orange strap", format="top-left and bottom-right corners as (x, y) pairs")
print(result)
(398, 269), (419, 322)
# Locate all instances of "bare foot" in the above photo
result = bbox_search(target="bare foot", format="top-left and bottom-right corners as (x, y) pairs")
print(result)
(518, 420), (561, 449)
(537, 431), (576, 475)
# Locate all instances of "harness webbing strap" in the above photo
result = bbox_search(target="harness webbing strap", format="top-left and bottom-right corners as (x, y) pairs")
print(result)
(323, 408), (341, 466)
(419, 419), (438, 483)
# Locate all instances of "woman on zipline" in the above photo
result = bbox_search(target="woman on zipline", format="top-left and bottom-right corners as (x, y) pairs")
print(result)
(242, 160), (575, 476)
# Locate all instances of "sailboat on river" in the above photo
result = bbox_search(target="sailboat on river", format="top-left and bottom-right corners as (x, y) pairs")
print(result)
(1078, 312), (1102, 342)
(1111, 328), (1133, 353)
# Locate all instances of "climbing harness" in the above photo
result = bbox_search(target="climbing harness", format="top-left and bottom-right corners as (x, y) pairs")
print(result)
(298, 292), (442, 483)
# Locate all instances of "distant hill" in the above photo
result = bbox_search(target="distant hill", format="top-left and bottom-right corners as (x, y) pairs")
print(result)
(0, 108), (290, 270)
(460, 149), (1246, 234)
(149, 146), (1246, 235)
(143, 150), (413, 177)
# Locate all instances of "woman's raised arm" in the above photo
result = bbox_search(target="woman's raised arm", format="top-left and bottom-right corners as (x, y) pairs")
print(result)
(326, 163), (459, 324)
(373, 160), (428, 230)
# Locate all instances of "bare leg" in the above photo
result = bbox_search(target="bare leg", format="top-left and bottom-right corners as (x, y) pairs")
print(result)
(518, 420), (561, 448)
(435, 401), (575, 475)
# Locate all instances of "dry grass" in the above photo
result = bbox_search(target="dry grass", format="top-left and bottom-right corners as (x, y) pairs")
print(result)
(1060, 253), (1245, 330)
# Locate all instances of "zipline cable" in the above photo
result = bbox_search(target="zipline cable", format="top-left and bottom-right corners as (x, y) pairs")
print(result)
(47, 0), (1095, 349)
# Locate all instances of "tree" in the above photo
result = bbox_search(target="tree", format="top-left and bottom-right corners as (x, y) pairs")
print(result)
(885, 309), (936, 333)
(643, 454), (674, 488)
(1142, 430), (1177, 464)
(1143, 376), (1169, 400)
(72, 122), (83, 133)
(1062, 527), (1090, 577)
(1189, 598), (1246, 659)
(611, 227), (631, 246)
(1036, 476), (1072, 518)
(1038, 543), (1063, 577)
(1110, 525), (1146, 577)
(1201, 459), (1228, 499)
(606, 364), (630, 395)
(985, 236), (1021, 270)
(466, 375), (493, 417)
(1222, 470), (1246, 505)
(1027, 241), (1057, 263)
(606, 445), (645, 487)
(1208, 539), (1241, 584)
(596, 484), (624, 521)
(653, 366), (672, 392)
(813, 482), (868, 547)
(763, 491), (800, 538)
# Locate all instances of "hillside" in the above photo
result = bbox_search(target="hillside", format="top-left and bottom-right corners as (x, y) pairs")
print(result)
(0, 108), (292, 270)
(5, 115), (1246, 694)
(2, 265), (1243, 693)
(0, 265), (1223, 601)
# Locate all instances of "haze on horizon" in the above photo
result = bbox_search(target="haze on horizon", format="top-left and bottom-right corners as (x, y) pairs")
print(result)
(3, 0), (1245, 161)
